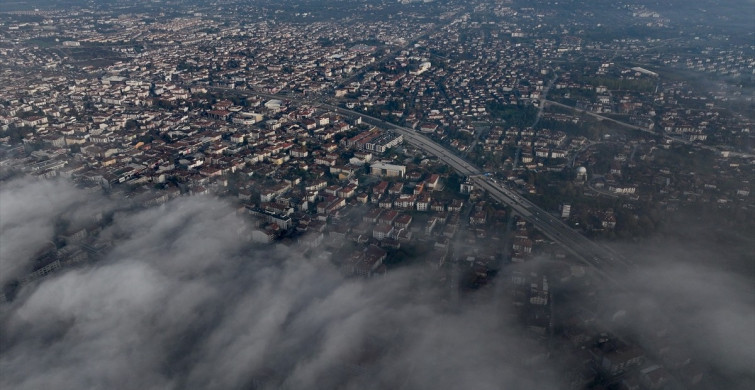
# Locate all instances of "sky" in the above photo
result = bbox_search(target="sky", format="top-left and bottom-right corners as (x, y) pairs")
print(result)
(1, 177), (753, 389)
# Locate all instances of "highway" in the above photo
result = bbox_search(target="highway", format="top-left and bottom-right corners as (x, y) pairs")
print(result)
(204, 85), (632, 279)
(326, 105), (632, 280)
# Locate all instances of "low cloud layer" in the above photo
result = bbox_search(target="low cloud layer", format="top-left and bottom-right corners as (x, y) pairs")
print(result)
(596, 245), (755, 389)
(1, 177), (752, 389)
(0, 179), (98, 286)
(0, 178), (558, 390)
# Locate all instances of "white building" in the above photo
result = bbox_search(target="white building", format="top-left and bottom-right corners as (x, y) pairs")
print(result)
(370, 162), (405, 177)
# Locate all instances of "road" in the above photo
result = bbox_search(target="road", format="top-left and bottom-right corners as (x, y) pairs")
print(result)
(204, 84), (632, 280)
(531, 72), (558, 129)
(543, 99), (655, 134)
(326, 104), (632, 280)
(543, 99), (755, 159)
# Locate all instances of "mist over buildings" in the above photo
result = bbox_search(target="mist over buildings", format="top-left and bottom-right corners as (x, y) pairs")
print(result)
(590, 247), (755, 389)
(0, 179), (107, 286)
(0, 178), (560, 390)
(1, 178), (752, 389)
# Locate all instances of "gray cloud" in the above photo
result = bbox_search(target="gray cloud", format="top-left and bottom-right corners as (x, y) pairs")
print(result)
(2, 177), (752, 390)
(0, 178), (560, 390)
(0, 178), (101, 286)
(595, 243), (755, 389)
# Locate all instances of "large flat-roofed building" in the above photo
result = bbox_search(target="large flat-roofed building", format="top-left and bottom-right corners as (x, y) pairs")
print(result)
(364, 132), (403, 153)
(370, 162), (405, 178)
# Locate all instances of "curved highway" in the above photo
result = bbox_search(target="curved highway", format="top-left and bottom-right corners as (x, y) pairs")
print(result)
(329, 105), (632, 279)
(204, 85), (632, 279)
